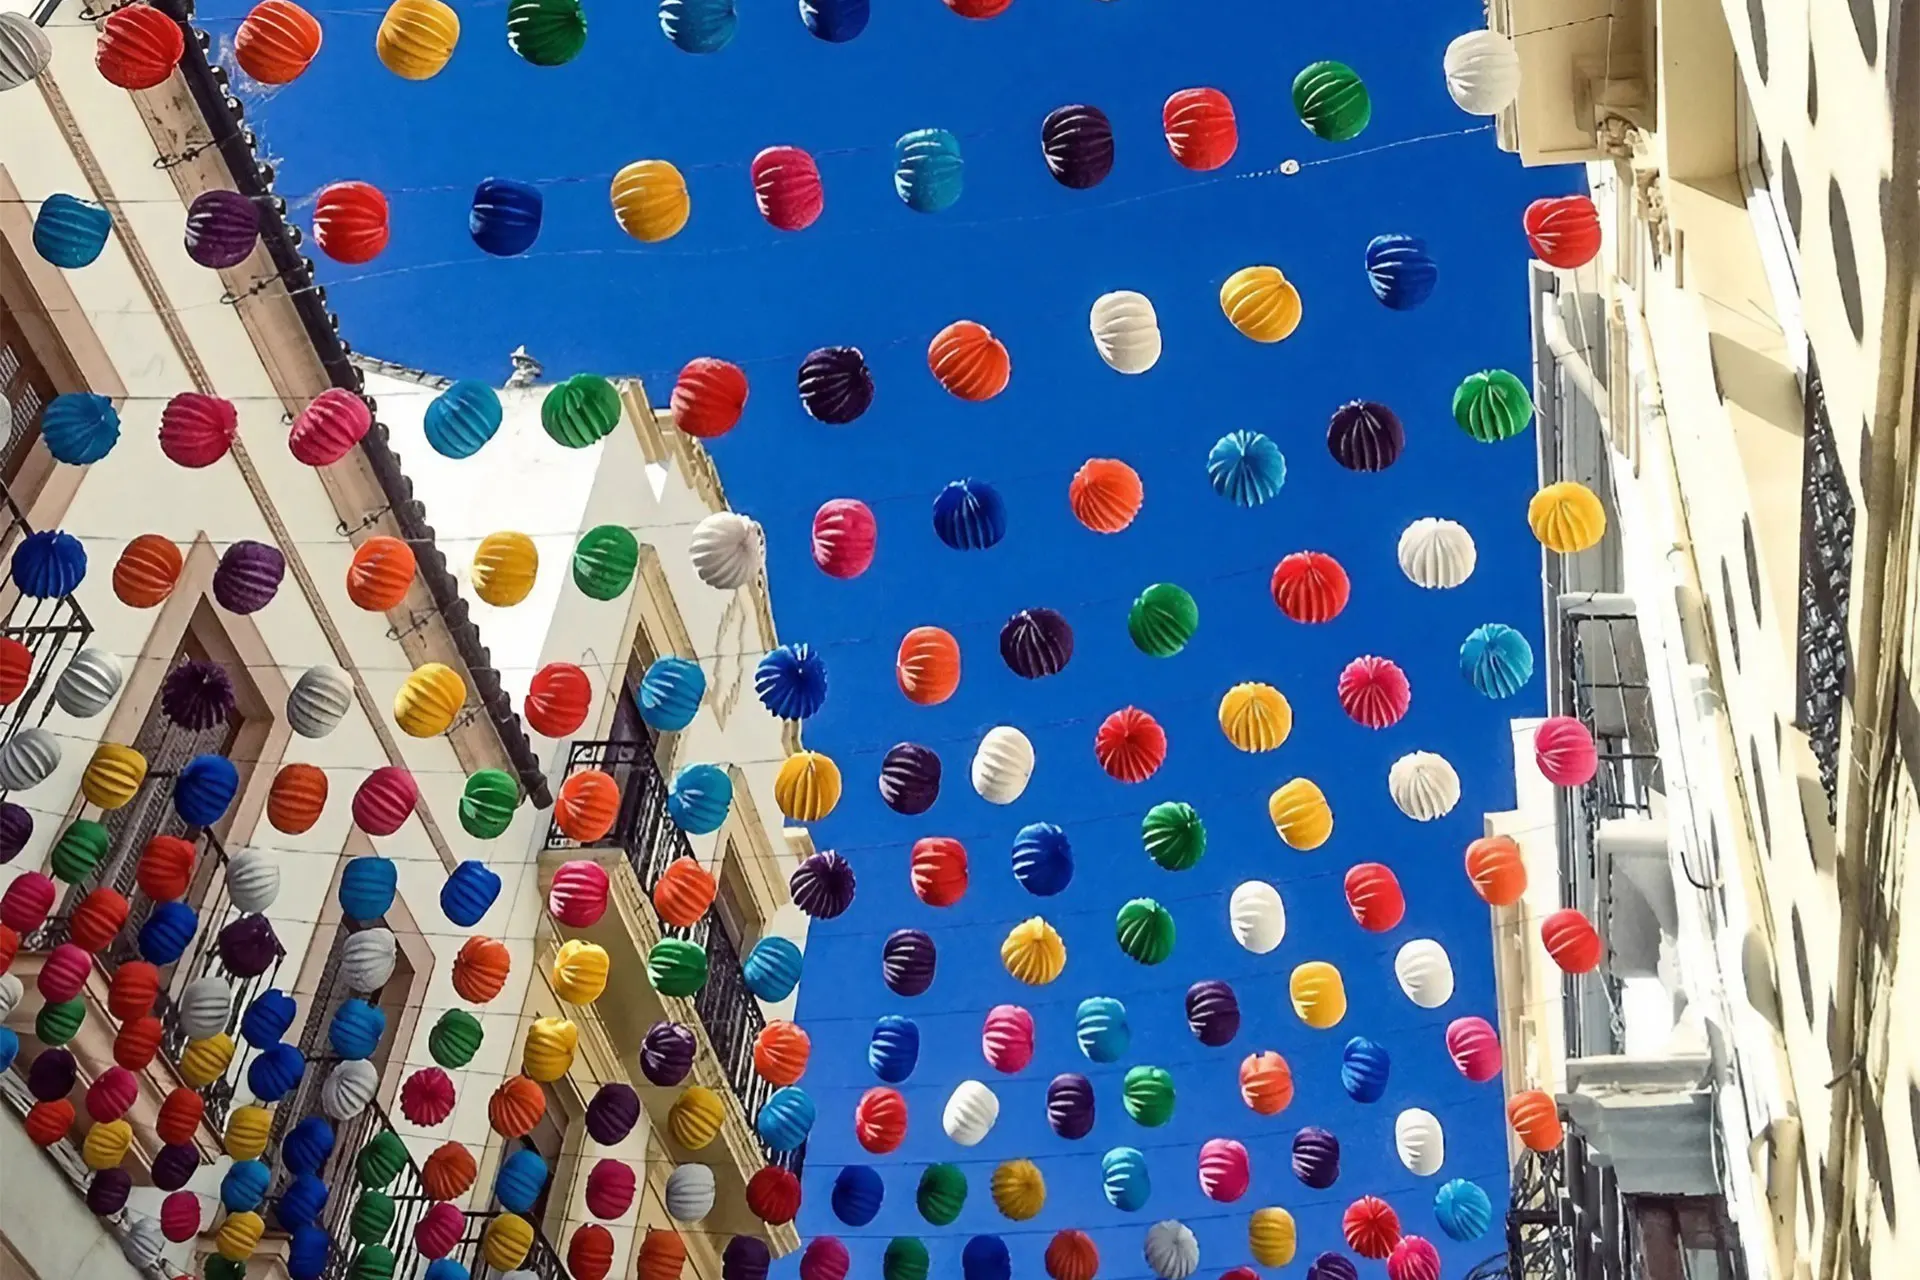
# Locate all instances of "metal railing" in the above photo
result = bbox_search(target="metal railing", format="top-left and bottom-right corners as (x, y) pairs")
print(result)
(0, 478), (92, 752)
(1794, 359), (1852, 821)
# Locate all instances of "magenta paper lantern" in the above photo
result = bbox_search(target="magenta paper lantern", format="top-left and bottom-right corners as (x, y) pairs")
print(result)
(289, 388), (372, 466)
(159, 1189), (202, 1242)
(1387, 1237), (1442, 1280)
(548, 859), (611, 927)
(1197, 1137), (1250, 1202)
(415, 1201), (466, 1258)
(37, 942), (91, 1003)
(981, 1003), (1034, 1074)
(352, 766), (418, 836)
(1445, 1016), (1503, 1083)
(585, 1158), (636, 1219)
(159, 392), (238, 468)
(1534, 715), (1598, 786)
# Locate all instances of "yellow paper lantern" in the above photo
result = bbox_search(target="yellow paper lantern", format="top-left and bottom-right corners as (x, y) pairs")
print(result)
(472, 531), (538, 607)
(990, 1159), (1046, 1221)
(81, 743), (147, 810)
(394, 661), (466, 737)
(1220, 265), (1303, 343)
(1218, 682), (1292, 752)
(669, 1086), (725, 1149)
(1000, 916), (1065, 986)
(483, 1212), (535, 1272)
(522, 1016), (578, 1082)
(1289, 961), (1348, 1030)
(1268, 778), (1332, 850)
(774, 750), (842, 822)
(1249, 1207), (1298, 1267)
(375, 0), (460, 79)
(552, 939), (610, 1006)
(216, 1210), (265, 1261)
(612, 160), (691, 243)
(225, 1102), (273, 1160)
(82, 1118), (133, 1170)
(1527, 480), (1607, 554)
(181, 1033), (236, 1089)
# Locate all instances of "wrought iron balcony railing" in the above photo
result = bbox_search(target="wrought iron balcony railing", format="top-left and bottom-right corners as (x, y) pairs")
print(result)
(0, 478), (92, 754)
(1795, 360), (1852, 821)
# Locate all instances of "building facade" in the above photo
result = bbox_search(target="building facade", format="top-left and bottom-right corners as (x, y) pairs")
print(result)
(0, 2), (806, 1278)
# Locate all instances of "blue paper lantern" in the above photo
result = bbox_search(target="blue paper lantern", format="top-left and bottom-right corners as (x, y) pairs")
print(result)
(282, 1116), (336, 1175)
(1435, 1178), (1493, 1241)
(247, 1041), (306, 1102)
(1460, 623), (1534, 698)
(1075, 996), (1129, 1062)
(755, 1085), (816, 1152)
(328, 998), (387, 1060)
(469, 179), (544, 257)
(276, 1174), (330, 1231)
(173, 753), (239, 826)
(441, 860), (502, 927)
(831, 1164), (883, 1225)
(867, 1015), (918, 1083)
(932, 479), (1006, 551)
(1011, 822), (1072, 896)
(221, 1159), (271, 1212)
(240, 988), (297, 1048)
(339, 855), (398, 922)
(639, 656), (706, 732)
(12, 529), (86, 598)
(1101, 1146), (1150, 1211)
(33, 193), (111, 268)
(894, 129), (964, 213)
(742, 935), (803, 1001)
(668, 762), (732, 835)
(1365, 234), (1438, 311)
(660, 0), (736, 52)
(0, 1026), (18, 1074)
(798, 0), (866, 40)
(1340, 1036), (1390, 1103)
(138, 900), (197, 965)
(286, 1225), (332, 1280)
(962, 1236), (1010, 1280)
(40, 393), (119, 465)
(1206, 430), (1286, 507)
(423, 379), (503, 459)
(754, 643), (827, 720)
(495, 1148), (549, 1214)
(424, 1263), (470, 1280)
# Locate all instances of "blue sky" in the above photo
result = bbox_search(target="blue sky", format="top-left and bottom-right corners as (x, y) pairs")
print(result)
(222, 0), (1569, 1272)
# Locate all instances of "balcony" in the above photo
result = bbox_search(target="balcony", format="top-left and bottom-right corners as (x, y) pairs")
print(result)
(0, 475), (93, 748)
(1794, 361), (1851, 821)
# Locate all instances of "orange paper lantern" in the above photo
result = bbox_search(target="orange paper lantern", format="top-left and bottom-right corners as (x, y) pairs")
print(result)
(25, 1099), (74, 1147)
(488, 1075), (546, 1138)
(1046, 1230), (1099, 1280)
(638, 1230), (687, 1280)
(1069, 458), (1143, 533)
(896, 626), (960, 705)
(70, 887), (130, 952)
(422, 1141), (478, 1201)
(452, 935), (511, 1004)
(114, 535), (183, 608)
(754, 1020), (811, 1086)
(1509, 1090), (1564, 1152)
(525, 662), (592, 739)
(0, 639), (28, 704)
(268, 764), (329, 835)
(1237, 1050), (1294, 1115)
(1465, 835), (1527, 906)
(652, 857), (717, 928)
(347, 535), (416, 611)
(554, 769), (619, 843)
(234, 0), (323, 85)
(928, 321), (1011, 402)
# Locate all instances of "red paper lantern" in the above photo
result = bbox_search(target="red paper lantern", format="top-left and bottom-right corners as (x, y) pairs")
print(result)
(944, 0), (1013, 17)
(137, 835), (196, 902)
(584, 1158), (635, 1220)
(422, 1142), (477, 1201)
(0, 637), (30, 704)
(1541, 908), (1603, 973)
(1445, 1015), (1503, 1083)
(525, 662), (592, 738)
(1094, 706), (1165, 783)
(290, 387), (371, 466)
(268, 764), (328, 835)
(1342, 1195), (1401, 1260)
(554, 769), (619, 843)
(488, 1074), (546, 1139)
(156, 1087), (204, 1145)
(1272, 551), (1350, 623)
(0, 924), (17, 976)
(671, 357), (748, 439)
(115, 1015), (164, 1071)
(86, 1065), (140, 1123)
(811, 498), (876, 579)
(1523, 195), (1602, 268)
(159, 392), (239, 469)
(313, 181), (390, 264)
(24, 1099), (75, 1147)
(347, 536), (416, 611)
(1534, 715), (1598, 786)
(0, 871), (54, 932)
(69, 888), (131, 953)
(1045, 1231), (1098, 1280)
(109, 960), (162, 1020)
(745, 1166), (801, 1225)
(234, 0), (323, 85)
(401, 1066), (457, 1126)
(854, 1086), (907, 1153)
(547, 860), (610, 927)
(96, 3), (185, 91)
(928, 321), (1011, 402)
(751, 146), (825, 232)
(1342, 863), (1405, 932)
(569, 1224), (616, 1280)
(1163, 88), (1238, 171)
(1387, 1236), (1442, 1280)
(910, 837), (968, 907)
(352, 766), (419, 836)
(451, 935), (512, 1003)
(1337, 654), (1410, 728)
(159, 1189), (202, 1243)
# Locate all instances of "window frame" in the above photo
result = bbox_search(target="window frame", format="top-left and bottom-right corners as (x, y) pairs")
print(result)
(1735, 78), (1808, 377)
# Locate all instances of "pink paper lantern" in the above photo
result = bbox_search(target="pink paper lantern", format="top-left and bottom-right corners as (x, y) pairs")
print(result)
(159, 1190), (202, 1243)
(159, 393), (238, 469)
(1534, 716), (1598, 786)
(289, 388), (372, 467)
(1387, 1236), (1442, 1280)
(400, 1066), (457, 1126)
(585, 1157), (636, 1220)
(801, 1237), (851, 1280)
(548, 859), (611, 928)
(414, 1201), (466, 1259)
(981, 1004), (1035, 1074)
(1444, 1016), (1503, 1083)
(86, 1066), (141, 1123)
(37, 942), (91, 1003)
(351, 766), (419, 836)
(811, 499), (877, 579)
(1337, 655), (1411, 728)
(0, 871), (55, 932)
(750, 146), (825, 232)
(1196, 1137), (1250, 1202)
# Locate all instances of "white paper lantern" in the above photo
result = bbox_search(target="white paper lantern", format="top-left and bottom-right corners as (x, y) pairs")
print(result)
(1397, 518), (1476, 589)
(54, 648), (124, 719)
(1145, 1221), (1199, 1280)
(225, 850), (282, 914)
(0, 13), (52, 93)
(321, 1058), (380, 1120)
(289, 664), (352, 739)
(119, 1215), (166, 1271)
(1389, 751), (1461, 821)
(177, 974), (234, 1041)
(664, 1162), (716, 1221)
(1228, 881), (1286, 954)
(1394, 938), (1456, 1009)
(341, 927), (398, 992)
(0, 727), (60, 791)
(1395, 1107), (1446, 1176)
(0, 973), (22, 1020)
(689, 512), (764, 591)
(1444, 30), (1522, 116)
(970, 726), (1034, 805)
(942, 1079), (1000, 1146)
(1090, 291), (1163, 374)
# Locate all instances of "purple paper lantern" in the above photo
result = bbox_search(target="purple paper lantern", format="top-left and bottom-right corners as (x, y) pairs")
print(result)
(1292, 1127), (1341, 1189)
(796, 347), (873, 425)
(218, 913), (281, 979)
(1045, 1073), (1095, 1140)
(1042, 104), (1115, 190)
(28, 1048), (77, 1102)
(724, 1235), (772, 1280)
(999, 608), (1074, 679)
(1307, 1255), (1360, 1280)
(161, 659), (236, 731)
(1184, 980), (1241, 1047)
(586, 1082), (640, 1145)
(1326, 401), (1405, 472)
(641, 1021), (696, 1086)
(87, 1168), (132, 1216)
(878, 742), (940, 815)
(151, 1142), (200, 1191)
(880, 930), (935, 997)
(0, 802), (31, 864)
(790, 851), (855, 920)
(213, 540), (285, 614)
(184, 190), (261, 270)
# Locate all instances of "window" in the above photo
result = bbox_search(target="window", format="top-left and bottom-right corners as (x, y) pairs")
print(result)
(511, 1088), (568, 1232)
(1736, 80), (1807, 372)
(1749, 738), (1773, 854)
(1721, 559), (1743, 671)
(1791, 906), (1816, 1027)
(1744, 518), (1764, 623)
(0, 299), (51, 485)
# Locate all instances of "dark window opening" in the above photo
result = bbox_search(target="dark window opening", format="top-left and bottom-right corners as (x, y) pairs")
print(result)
(1721, 559), (1743, 671)
(0, 299), (51, 486)
(1791, 906), (1816, 1027)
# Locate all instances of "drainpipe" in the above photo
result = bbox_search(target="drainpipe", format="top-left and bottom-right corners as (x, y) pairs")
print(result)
(1541, 293), (1610, 421)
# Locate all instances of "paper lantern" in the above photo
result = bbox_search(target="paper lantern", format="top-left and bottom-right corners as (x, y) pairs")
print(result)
(418, 1142), (475, 1202)
(0, 638), (27, 706)
(611, 159), (689, 241)
(232, 0), (323, 82)
(1399, 517), (1476, 588)
(1461, 622), (1535, 697)
(1218, 681), (1291, 752)
(1008, 822), (1070, 899)
(150, 1141), (198, 1189)
(555, 769), (619, 842)
(1453, 368), (1535, 442)
(1387, 1237), (1441, 1280)
(341, 927), (397, 992)
(1291, 1128), (1341, 1190)
(910, 835), (968, 906)
(1248, 1209), (1298, 1268)
(211, 539), (283, 614)
(1001, 916), (1065, 985)
(496, 1148), (550, 1215)
(638, 1230), (688, 1280)
(1327, 399), (1404, 471)
(415, 380), (502, 463)
(942, 1079), (999, 1145)
(1116, 898), (1175, 965)
(1138, 802), (1203, 873)
(1530, 479), (1607, 553)
(808, 497), (877, 579)
(667, 764), (732, 838)
(1198, 1138), (1249, 1202)
(882, 929), (935, 996)
(1543, 908), (1604, 972)
(870, 1015), (919, 1083)
(170, 753), (236, 827)
(1435, 1178), (1494, 1241)
(179, 1032), (234, 1088)
(855, 1086), (907, 1153)
(1096, 706), (1165, 783)
(588, 1159), (638, 1220)
(756, 642), (828, 721)
(1090, 290), (1161, 373)
(183, 190), (259, 270)
(261, 764), (327, 836)
(51, 818), (108, 885)
(647, 938), (708, 999)
(945, 0), (1010, 15)
(1343, 1197), (1399, 1258)
(1075, 995), (1129, 1062)
(1366, 232), (1439, 309)
(1043, 1073), (1093, 1140)
(248, 1042), (304, 1101)
(38, 943), (91, 1001)
(154, 1089), (206, 1148)
(455, 177), (543, 261)
(1534, 715), (1599, 785)
(218, 913), (279, 978)
(895, 625), (960, 705)
(0, 13), (52, 91)
(1446, 1015), (1503, 1082)
(403, 1202), (462, 1260)
(352, 766), (418, 837)
(1344, 863), (1405, 931)
(470, 530), (538, 606)
(795, 345), (874, 424)
(13, 530), (85, 598)
(578, 1083), (637, 1148)
(33, 195), (110, 275)
(50, 649), (120, 722)
(1185, 979), (1239, 1045)
(642, 1022), (696, 1085)
(394, 662), (465, 737)
(89, 1170), (135, 1220)
(689, 512), (763, 589)
(662, 359), (752, 445)
(1396, 1108), (1446, 1176)
(483, 1214), (535, 1272)
(1220, 265), (1302, 342)
(1290, 961), (1347, 1028)
(991, 610), (1072, 684)
(750, 1020), (808, 1088)
(755, 1085), (815, 1151)
(932, 478), (1006, 550)
(1069, 457), (1143, 533)
(177, 973), (236, 1041)
(449, 935), (508, 1005)
(1444, 29), (1521, 113)
(1145, 1221), (1199, 1280)
(1206, 429), (1285, 506)
(1239, 1051), (1294, 1114)
(790, 850), (855, 918)
(485, 1074), (545, 1140)
(665, 1164), (720, 1228)
(1389, 751), (1461, 821)
(895, 128), (964, 212)
(1338, 655), (1410, 728)
(1394, 938), (1455, 1007)
(742, 934), (802, 1000)
(377, 0), (460, 77)
(645, 858), (713, 930)
(752, 145), (824, 231)
(1268, 778), (1332, 850)
(0, 802), (27, 863)
(635, 657), (702, 733)
(110, 961), (162, 1022)
(1293, 59), (1371, 140)
(42, 392), (119, 463)
(308, 183), (390, 267)
(542, 374), (621, 449)
(286, 663), (350, 739)
(280, 1175), (331, 1233)
(344, 536), (415, 612)
(0, 869), (53, 930)
(1509, 1089), (1564, 1152)
(220, 1158), (270, 1210)
(729, 1237), (776, 1280)
(338, 856), (398, 924)
(1524, 194), (1602, 268)
(1271, 550), (1350, 623)
(1161, 86), (1237, 170)
(1042, 103), (1114, 188)
(564, 1224), (615, 1280)
(775, 751), (841, 822)
(159, 1190), (202, 1243)
(1466, 834), (1527, 905)
(806, 1239), (853, 1280)
(1046, 1231), (1099, 1280)
(523, 1015), (579, 1081)
(833, 1165), (884, 1225)
(800, 0), (865, 38)
(928, 320), (1010, 401)
(24, 1098), (74, 1146)
(989, 1159), (1044, 1221)
(1122, 1065), (1175, 1126)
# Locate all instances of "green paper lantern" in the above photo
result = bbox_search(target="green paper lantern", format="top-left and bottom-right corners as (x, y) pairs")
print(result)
(352, 1246), (397, 1280)
(356, 1131), (408, 1190)
(429, 1008), (484, 1069)
(49, 819), (109, 884)
(541, 373), (619, 448)
(1122, 1065), (1175, 1127)
(1141, 802), (1206, 871)
(573, 524), (640, 600)
(883, 1237), (930, 1280)
(204, 1257), (246, 1280)
(1292, 60), (1372, 142)
(916, 1163), (968, 1225)
(35, 998), (84, 1046)
(647, 938), (709, 997)
(1115, 897), (1175, 964)
(507, 0), (587, 66)
(1452, 369), (1534, 443)
(1127, 583), (1198, 658)
(459, 769), (520, 840)
(350, 1190), (396, 1245)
